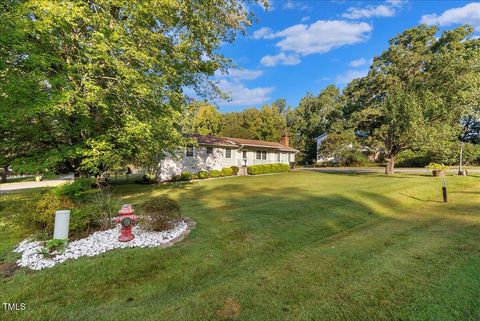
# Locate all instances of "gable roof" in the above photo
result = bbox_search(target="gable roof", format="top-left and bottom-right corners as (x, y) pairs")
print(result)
(190, 135), (298, 152)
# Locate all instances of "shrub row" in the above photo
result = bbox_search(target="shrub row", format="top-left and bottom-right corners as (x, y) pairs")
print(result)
(173, 166), (239, 181)
(247, 163), (290, 175)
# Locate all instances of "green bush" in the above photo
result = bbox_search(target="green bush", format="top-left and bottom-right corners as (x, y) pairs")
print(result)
(198, 170), (209, 179)
(180, 172), (193, 181)
(31, 192), (75, 235)
(247, 165), (264, 175)
(143, 173), (157, 183)
(73, 191), (121, 233)
(52, 177), (96, 200)
(210, 170), (222, 178)
(426, 163), (449, 171)
(139, 195), (182, 231)
(231, 166), (240, 175)
(247, 163), (290, 175)
(221, 167), (234, 176)
(343, 151), (369, 167)
(171, 175), (181, 182)
(396, 150), (431, 167)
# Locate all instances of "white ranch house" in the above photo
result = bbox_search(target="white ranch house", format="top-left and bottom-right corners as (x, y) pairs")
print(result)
(158, 135), (298, 181)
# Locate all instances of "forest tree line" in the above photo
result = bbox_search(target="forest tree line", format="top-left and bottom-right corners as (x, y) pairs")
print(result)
(190, 25), (480, 174)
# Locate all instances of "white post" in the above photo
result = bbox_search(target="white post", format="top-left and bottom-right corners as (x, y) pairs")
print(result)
(458, 142), (464, 175)
(53, 210), (71, 240)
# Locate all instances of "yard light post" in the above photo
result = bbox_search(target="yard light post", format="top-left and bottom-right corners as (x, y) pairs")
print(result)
(442, 179), (447, 203)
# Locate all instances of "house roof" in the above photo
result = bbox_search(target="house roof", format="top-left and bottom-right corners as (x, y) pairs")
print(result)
(190, 135), (298, 152)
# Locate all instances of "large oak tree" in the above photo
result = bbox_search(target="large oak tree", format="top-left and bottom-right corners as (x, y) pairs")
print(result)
(344, 25), (480, 174)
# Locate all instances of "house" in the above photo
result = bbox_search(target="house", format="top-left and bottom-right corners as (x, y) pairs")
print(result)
(315, 133), (331, 163)
(158, 135), (298, 181)
(315, 131), (378, 163)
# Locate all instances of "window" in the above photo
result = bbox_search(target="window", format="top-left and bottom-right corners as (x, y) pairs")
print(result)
(225, 148), (231, 158)
(256, 151), (261, 160)
(186, 146), (194, 157)
(206, 147), (213, 155)
(276, 152), (280, 162)
(262, 151), (267, 160)
(242, 151), (247, 159)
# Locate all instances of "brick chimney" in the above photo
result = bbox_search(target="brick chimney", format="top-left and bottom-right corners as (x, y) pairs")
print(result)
(280, 134), (289, 147)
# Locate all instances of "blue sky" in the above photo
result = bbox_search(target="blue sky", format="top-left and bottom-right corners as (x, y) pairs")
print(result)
(211, 0), (480, 112)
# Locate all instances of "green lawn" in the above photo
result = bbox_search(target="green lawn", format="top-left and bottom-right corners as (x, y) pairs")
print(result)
(1, 171), (480, 321)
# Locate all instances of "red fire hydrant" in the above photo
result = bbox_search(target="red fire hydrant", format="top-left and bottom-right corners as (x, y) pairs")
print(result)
(114, 204), (137, 242)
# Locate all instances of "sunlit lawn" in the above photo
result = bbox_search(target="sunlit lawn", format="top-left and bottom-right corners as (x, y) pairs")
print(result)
(1, 171), (480, 321)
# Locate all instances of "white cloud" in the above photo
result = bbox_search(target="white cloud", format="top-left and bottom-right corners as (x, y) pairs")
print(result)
(254, 20), (372, 66)
(335, 69), (369, 85)
(215, 68), (264, 81)
(420, 2), (480, 31)
(271, 20), (372, 55)
(217, 79), (274, 106)
(283, 0), (310, 11)
(252, 27), (275, 39)
(342, 4), (395, 19)
(301, 16), (310, 22)
(350, 58), (367, 67)
(260, 53), (301, 67)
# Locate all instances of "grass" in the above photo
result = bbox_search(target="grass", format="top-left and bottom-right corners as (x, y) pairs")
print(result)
(1, 171), (480, 321)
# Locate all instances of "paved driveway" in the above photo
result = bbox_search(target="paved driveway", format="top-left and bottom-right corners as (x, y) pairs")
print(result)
(297, 167), (480, 174)
(0, 174), (74, 193)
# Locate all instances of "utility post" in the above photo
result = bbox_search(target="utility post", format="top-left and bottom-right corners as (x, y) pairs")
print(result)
(458, 142), (464, 176)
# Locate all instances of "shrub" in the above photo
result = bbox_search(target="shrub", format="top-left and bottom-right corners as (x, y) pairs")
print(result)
(73, 191), (121, 233)
(231, 166), (239, 175)
(180, 172), (193, 181)
(30, 192), (76, 235)
(221, 167), (234, 176)
(426, 163), (449, 171)
(247, 163), (290, 175)
(396, 150), (431, 167)
(247, 165), (263, 175)
(198, 170), (209, 179)
(210, 170), (222, 178)
(171, 174), (181, 182)
(139, 195), (182, 231)
(52, 177), (96, 200)
(142, 173), (157, 184)
(343, 151), (369, 167)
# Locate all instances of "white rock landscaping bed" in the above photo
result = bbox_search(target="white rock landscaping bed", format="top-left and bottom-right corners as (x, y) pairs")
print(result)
(14, 221), (189, 270)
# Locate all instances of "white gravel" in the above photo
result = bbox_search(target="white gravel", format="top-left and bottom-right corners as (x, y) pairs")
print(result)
(14, 221), (188, 270)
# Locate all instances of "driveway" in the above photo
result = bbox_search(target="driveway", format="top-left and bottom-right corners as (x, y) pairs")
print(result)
(297, 167), (480, 174)
(0, 174), (74, 193)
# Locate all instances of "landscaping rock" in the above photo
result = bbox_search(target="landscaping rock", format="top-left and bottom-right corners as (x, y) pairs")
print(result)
(14, 220), (190, 270)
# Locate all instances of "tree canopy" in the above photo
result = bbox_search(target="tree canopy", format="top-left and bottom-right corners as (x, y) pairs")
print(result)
(343, 25), (480, 173)
(0, 0), (254, 178)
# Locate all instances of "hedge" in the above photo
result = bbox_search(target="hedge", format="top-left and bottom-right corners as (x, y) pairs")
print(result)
(210, 170), (222, 178)
(180, 172), (193, 181)
(197, 170), (209, 179)
(221, 167), (234, 176)
(231, 166), (240, 175)
(247, 163), (290, 175)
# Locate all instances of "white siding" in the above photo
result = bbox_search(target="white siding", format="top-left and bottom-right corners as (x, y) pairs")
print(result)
(158, 145), (295, 181)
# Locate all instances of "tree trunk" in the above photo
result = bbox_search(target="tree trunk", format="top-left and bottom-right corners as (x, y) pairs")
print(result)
(385, 156), (395, 174)
(1, 165), (7, 183)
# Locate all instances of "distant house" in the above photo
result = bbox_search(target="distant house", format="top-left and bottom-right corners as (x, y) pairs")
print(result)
(315, 131), (377, 163)
(158, 135), (298, 181)
(315, 133), (331, 163)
